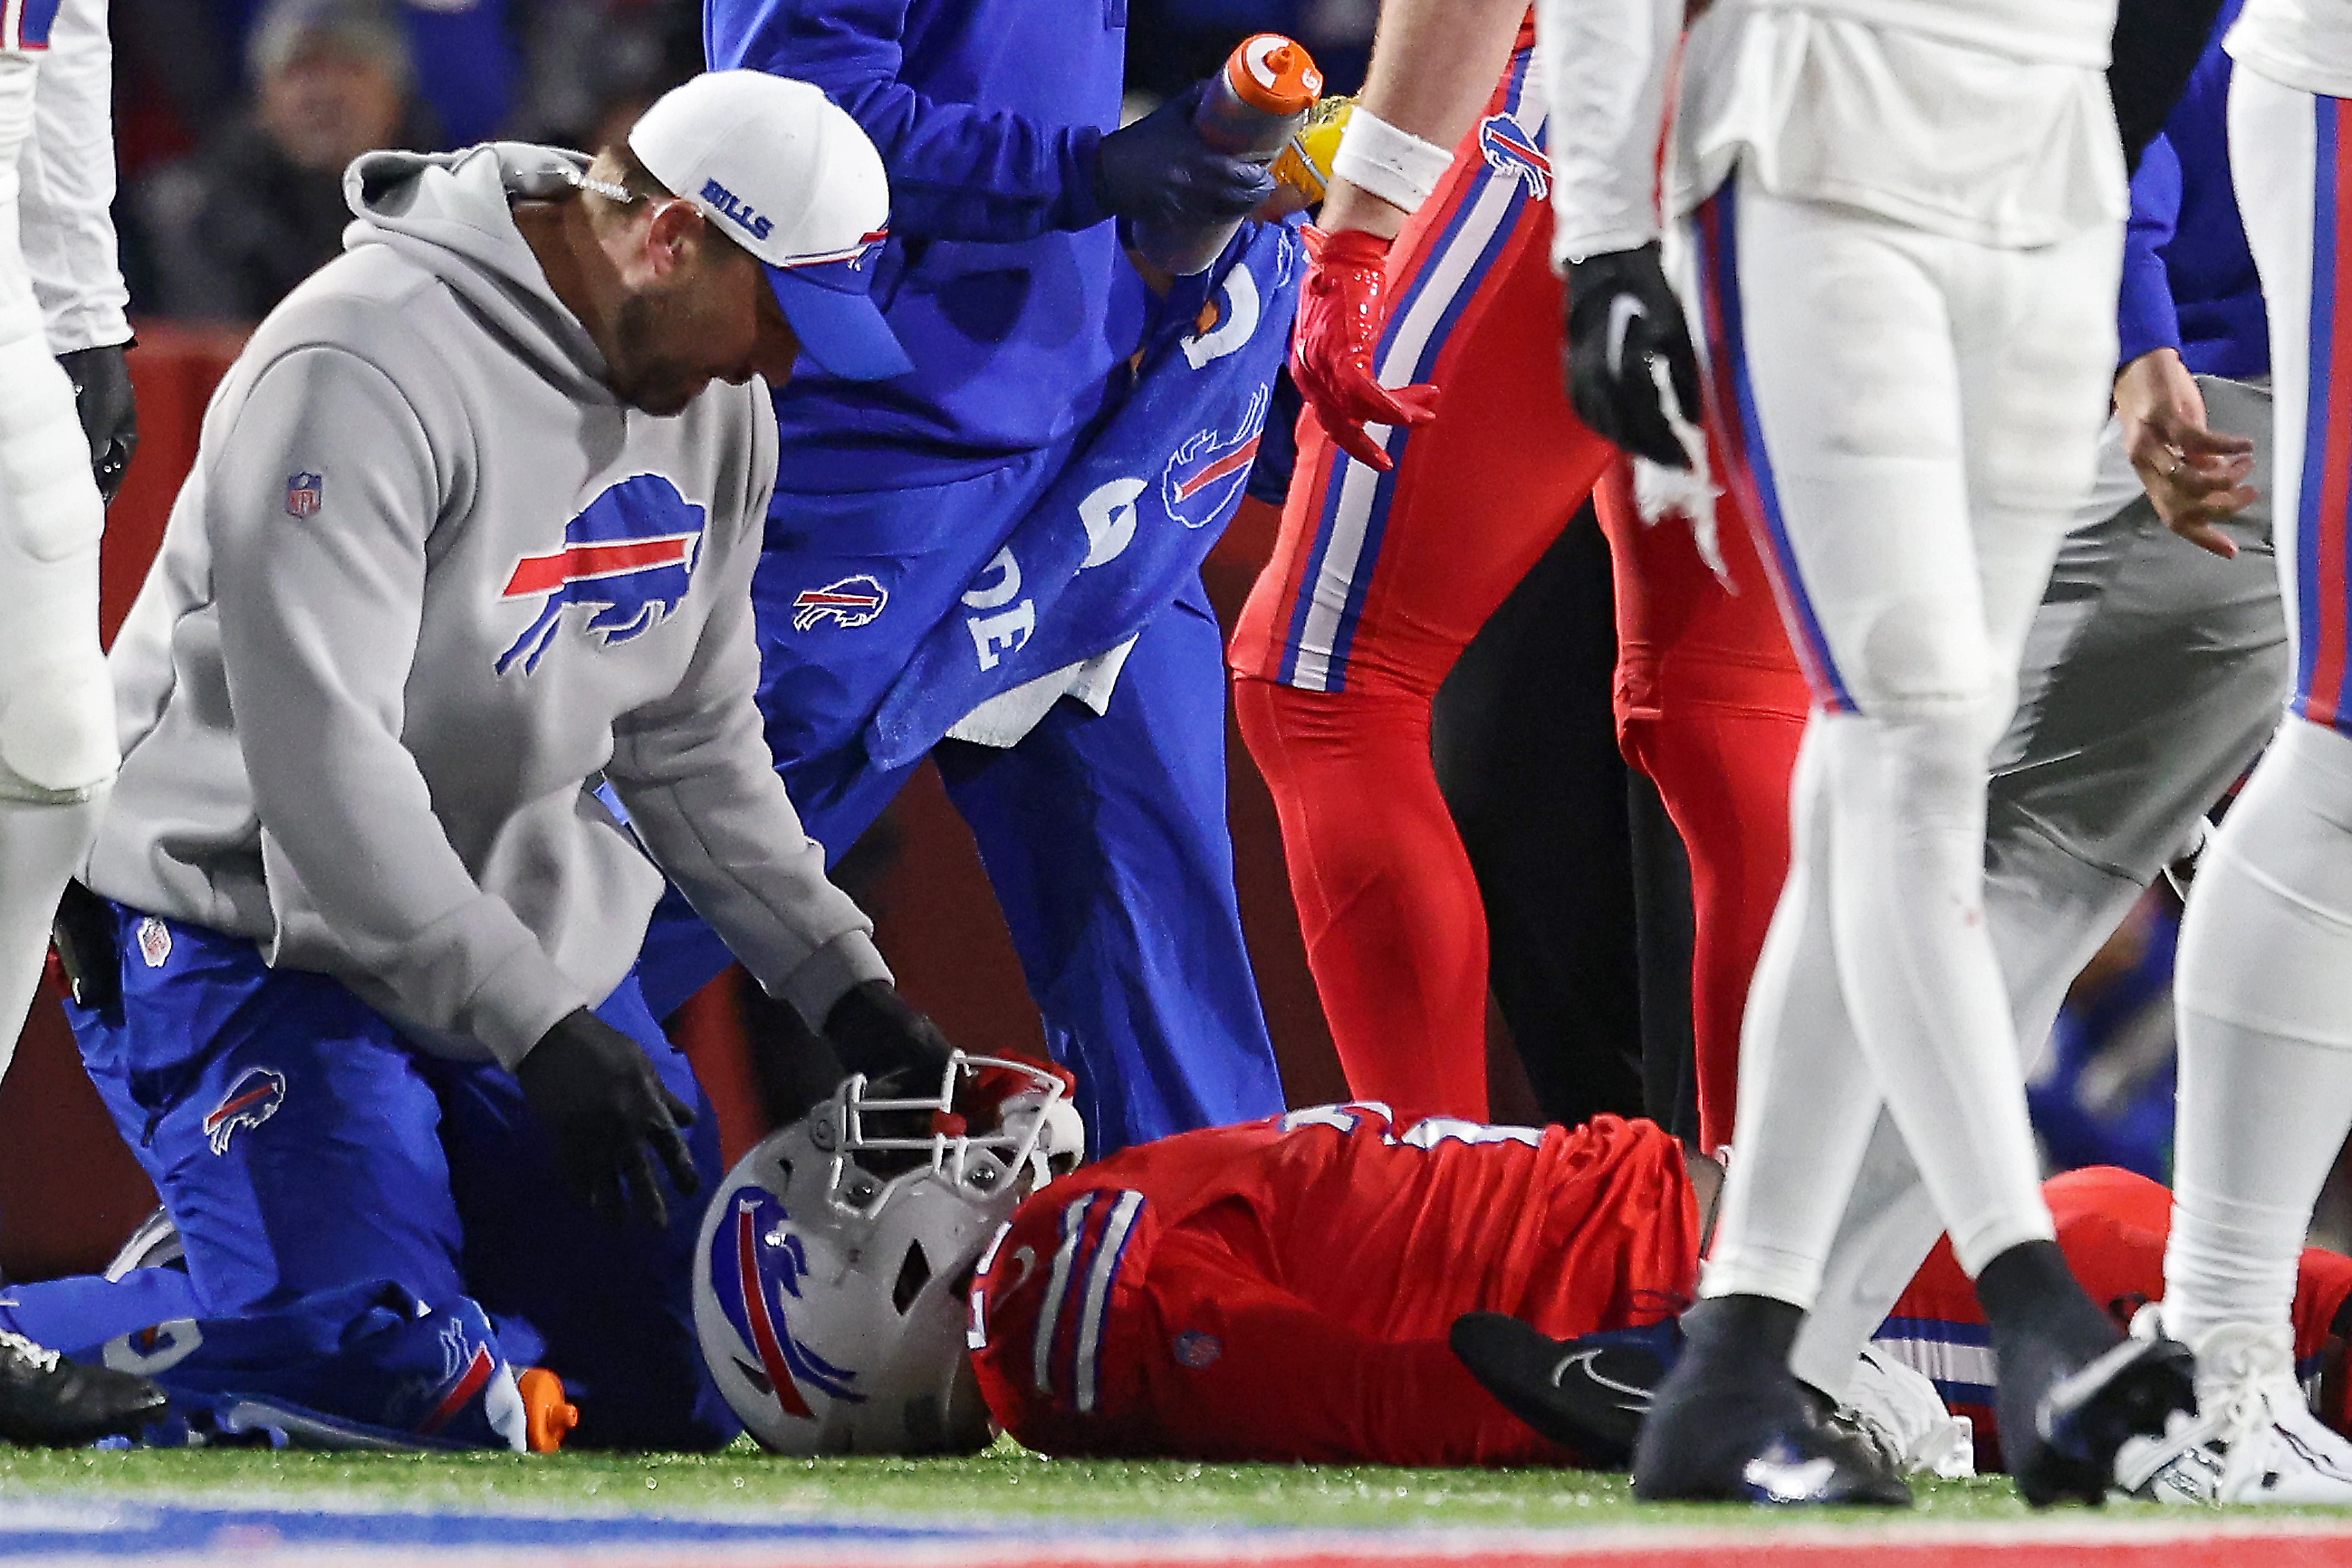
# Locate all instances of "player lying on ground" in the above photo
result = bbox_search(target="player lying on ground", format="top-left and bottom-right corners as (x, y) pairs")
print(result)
(696, 1070), (2352, 1493)
(0, 72), (977, 1454)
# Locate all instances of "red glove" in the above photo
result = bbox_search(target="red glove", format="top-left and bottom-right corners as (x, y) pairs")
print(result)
(1290, 225), (1442, 473)
(953, 1049), (1079, 1129)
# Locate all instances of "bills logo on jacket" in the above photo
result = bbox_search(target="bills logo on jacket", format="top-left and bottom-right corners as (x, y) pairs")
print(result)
(1161, 388), (1270, 531)
(717, 1191), (864, 1419)
(792, 574), (889, 632)
(203, 1067), (287, 1156)
(284, 471), (324, 517)
(497, 473), (707, 675)
(1478, 112), (1550, 199)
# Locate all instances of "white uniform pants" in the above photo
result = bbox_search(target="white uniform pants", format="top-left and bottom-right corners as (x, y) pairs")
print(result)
(1685, 173), (2122, 1308)
(2156, 66), (2352, 1343)
(0, 46), (116, 1066)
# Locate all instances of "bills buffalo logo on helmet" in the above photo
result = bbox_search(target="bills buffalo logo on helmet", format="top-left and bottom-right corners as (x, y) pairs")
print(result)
(203, 1067), (287, 1156)
(1478, 111), (1550, 200)
(1162, 388), (1270, 531)
(792, 574), (889, 632)
(718, 1192), (865, 1419)
(497, 473), (707, 675)
(284, 471), (324, 517)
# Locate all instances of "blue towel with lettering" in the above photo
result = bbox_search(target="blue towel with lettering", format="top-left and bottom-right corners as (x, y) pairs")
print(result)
(861, 217), (1302, 770)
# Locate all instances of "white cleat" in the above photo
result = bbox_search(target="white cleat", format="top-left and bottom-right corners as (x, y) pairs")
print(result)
(2117, 1313), (2352, 1505)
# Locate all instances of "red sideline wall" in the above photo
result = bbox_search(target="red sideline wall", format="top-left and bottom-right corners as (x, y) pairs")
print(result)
(0, 328), (1348, 1281)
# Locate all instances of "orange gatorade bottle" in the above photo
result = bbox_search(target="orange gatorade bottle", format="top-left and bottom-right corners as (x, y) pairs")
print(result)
(517, 1367), (581, 1453)
(1134, 33), (1324, 275)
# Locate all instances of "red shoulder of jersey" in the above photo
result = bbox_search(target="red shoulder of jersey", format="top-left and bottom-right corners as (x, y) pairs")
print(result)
(969, 1183), (1161, 1455)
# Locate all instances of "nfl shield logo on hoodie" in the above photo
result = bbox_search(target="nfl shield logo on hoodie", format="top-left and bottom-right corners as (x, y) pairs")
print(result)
(285, 472), (324, 517)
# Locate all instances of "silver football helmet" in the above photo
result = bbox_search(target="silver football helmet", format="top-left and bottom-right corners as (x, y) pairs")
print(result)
(693, 1051), (1081, 1454)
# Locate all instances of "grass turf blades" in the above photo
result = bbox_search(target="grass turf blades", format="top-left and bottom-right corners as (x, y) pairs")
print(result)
(0, 1437), (2282, 1527)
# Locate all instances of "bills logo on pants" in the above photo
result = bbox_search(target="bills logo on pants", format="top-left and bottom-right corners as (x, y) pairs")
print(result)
(1477, 112), (1549, 199)
(497, 473), (707, 675)
(792, 574), (889, 632)
(203, 1067), (286, 1156)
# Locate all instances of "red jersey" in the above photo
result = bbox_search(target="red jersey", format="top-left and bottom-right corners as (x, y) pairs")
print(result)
(1879, 1166), (2352, 1471)
(969, 1106), (1697, 1465)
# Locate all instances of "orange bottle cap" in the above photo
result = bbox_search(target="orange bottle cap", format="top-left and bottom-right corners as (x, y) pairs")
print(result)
(1225, 34), (1324, 116)
(518, 1367), (581, 1454)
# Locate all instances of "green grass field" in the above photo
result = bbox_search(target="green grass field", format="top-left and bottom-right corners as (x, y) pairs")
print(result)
(0, 1440), (2190, 1530)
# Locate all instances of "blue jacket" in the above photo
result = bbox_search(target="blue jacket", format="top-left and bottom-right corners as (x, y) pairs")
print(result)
(709, 0), (1152, 490)
(2117, 0), (2267, 380)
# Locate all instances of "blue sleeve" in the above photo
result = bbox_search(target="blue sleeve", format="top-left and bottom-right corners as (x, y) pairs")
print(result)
(707, 0), (1112, 243)
(2117, 130), (2185, 369)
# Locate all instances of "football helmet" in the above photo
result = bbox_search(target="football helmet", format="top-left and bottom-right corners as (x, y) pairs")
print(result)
(693, 1051), (1081, 1454)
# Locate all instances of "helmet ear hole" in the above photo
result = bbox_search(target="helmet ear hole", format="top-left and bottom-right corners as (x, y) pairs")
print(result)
(891, 1238), (932, 1315)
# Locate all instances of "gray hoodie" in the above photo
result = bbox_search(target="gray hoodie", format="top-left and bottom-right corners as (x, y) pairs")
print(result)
(90, 142), (889, 1067)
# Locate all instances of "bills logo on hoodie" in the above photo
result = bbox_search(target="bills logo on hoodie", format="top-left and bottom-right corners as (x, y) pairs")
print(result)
(497, 473), (707, 675)
(1478, 112), (1549, 199)
(1161, 388), (1271, 531)
(203, 1067), (286, 1155)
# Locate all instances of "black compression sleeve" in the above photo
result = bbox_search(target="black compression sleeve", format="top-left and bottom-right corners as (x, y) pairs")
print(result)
(2109, 0), (2229, 174)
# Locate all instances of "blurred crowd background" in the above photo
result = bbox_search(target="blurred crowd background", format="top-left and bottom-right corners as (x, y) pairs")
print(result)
(108, 0), (1375, 323)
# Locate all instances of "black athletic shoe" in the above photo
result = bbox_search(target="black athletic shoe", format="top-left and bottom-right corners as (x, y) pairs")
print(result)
(1450, 1313), (1666, 1467)
(1631, 1376), (1911, 1504)
(0, 1331), (167, 1447)
(2001, 1331), (2197, 1507)
(1629, 1299), (1911, 1507)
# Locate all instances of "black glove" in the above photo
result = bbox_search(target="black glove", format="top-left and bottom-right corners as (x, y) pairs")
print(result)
(1563, 243), (1704, 470)
(516, 1009), (698, 1228)
(824, 979), (956, 1082)
(54, 343), (138, 505)
(1091, 80), (1277, 232)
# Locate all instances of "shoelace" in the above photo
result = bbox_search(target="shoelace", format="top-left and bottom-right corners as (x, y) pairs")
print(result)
(0, 1330), (61, 1374)
(2202, 1340), (2297, 1474)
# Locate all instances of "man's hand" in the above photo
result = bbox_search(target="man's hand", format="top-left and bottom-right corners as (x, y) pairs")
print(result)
(1291, 225), (1440, 472)
(1563, 243), (1704, 470)
(2115, 347), (2257, 558)
(825, 979), (956, 1080)
(517, 1010), (698, 1228)
(1093, 81), (1277, 232)
(54, 344), (138, 505)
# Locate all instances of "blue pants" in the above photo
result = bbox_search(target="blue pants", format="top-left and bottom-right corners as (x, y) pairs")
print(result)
(1, 905), (735, 1451)
(638, 456), (1286, 1152)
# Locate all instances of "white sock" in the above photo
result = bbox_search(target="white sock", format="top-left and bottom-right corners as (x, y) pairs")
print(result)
(2167, 721), (2352, 1343)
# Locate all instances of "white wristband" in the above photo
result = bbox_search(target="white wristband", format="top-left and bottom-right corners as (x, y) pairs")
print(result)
(1329, 108), (1454, 216)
